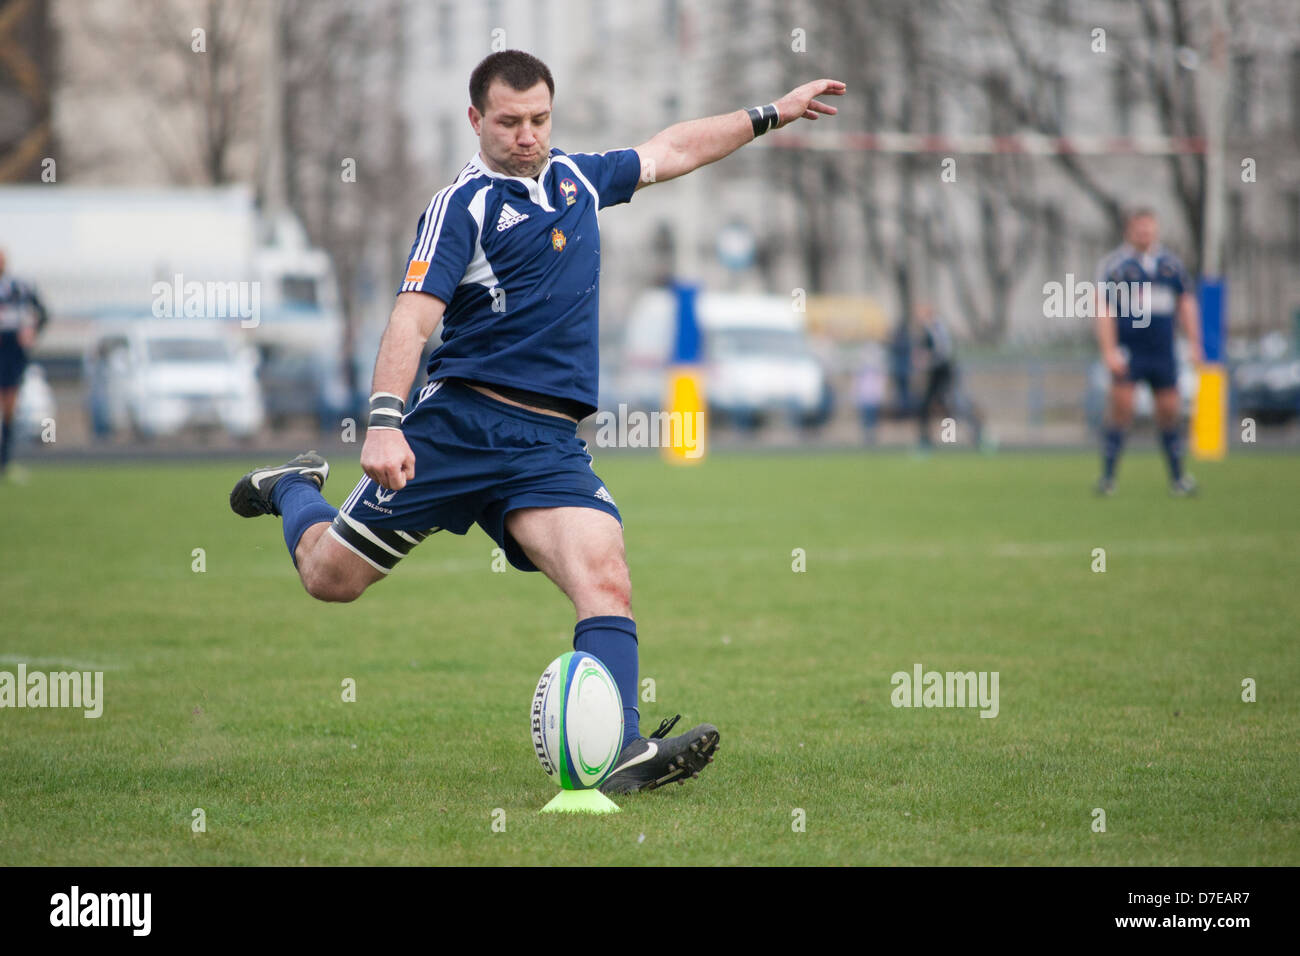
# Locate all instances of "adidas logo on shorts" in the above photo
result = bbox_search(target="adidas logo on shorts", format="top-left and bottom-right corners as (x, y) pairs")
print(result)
(496, 203), (529, 232)
(594, 486), (616, 506)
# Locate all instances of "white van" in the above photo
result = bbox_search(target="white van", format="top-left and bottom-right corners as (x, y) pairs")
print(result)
(15, 363), (56, 441)
(606, 290), (831, 427)
(86, 320), (264, 440)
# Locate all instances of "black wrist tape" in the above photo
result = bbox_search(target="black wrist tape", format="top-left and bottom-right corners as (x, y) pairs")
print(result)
(368, 392), (404, 430)
(747, 103), (780, 137)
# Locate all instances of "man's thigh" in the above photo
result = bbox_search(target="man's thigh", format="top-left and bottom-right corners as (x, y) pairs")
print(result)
(300, 523), (388, 602)
(0, 342), (26, 398)
(505, 506), (629, 608)
(1153, 385), (1182, 423)
(1108, 379), (1136, 423)
(329, 381), (508, 576)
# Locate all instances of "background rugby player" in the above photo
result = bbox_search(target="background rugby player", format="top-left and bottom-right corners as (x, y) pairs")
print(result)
(1094, 208), (1201, 496)
(232, 50), (846, 794)
(0, 248), (49, 478)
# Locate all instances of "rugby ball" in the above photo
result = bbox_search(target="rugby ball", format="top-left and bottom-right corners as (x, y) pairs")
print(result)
(530, 652), (624, 789)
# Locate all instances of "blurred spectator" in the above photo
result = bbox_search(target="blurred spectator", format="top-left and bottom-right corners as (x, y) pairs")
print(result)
(916, 303), (985, 448)
(0, 249), (49, 477)
(888, 313), (913, 417)
(854, 343), (887, 444)
(916, 303), (952, 446)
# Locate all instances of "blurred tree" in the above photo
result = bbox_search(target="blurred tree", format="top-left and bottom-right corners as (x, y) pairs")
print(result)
(275, 0), (414, 397)
(0, 0), (53, 183)
(740, 0), (1297, 343)
(87, 0), (264, 185)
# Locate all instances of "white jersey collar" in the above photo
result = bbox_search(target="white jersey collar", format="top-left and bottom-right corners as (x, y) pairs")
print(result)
(470, 151), (555, 211)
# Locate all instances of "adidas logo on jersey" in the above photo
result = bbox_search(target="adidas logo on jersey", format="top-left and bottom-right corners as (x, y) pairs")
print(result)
(496, 203), (529, 232)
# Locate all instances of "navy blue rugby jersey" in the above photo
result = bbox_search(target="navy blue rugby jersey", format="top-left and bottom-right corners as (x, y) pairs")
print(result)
(0, 277), (47, 332)
(399, 147), (642, 417)
(1095, 242), (1191, 356)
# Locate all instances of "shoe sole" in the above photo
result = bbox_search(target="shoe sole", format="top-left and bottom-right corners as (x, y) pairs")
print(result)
(229, 475), (275, 517)
(638, 725), (721, 793)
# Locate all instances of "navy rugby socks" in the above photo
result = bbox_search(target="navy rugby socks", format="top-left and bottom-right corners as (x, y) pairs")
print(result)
(1159, 428), (1184, 482)
(1102, 427), (1125, 481)
(272, 475), (337, 567)
(574, 615), (640, 749)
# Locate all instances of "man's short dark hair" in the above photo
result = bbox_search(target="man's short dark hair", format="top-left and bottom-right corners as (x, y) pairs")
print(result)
(1124, 206), (1157, 226)
(469, 50), (554, 114)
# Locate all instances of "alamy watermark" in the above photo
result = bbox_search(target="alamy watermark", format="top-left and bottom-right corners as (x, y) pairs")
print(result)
(0, 664), (103, 718)
(1043, 273), (1151, 328)
(890, 663), (999, 718)
(50, 886), (150, 935)
(594, 404), (704, 458)
(151, 273), (261, 328)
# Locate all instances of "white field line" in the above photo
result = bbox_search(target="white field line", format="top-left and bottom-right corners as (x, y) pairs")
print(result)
(0, 655), (126, 671)
(637, 533), (1285, 566)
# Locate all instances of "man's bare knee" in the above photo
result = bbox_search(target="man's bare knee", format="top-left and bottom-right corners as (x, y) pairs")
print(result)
(301, 563), (370, 603)
(298, 541), (377, 603)
(1154, 390), (1180, 429)
(574, 555), (632, 617)
(505, 506), (633, 617)
(1108, 386), (1135, 428)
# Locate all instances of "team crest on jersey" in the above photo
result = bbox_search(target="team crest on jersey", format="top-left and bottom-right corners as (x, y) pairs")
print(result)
(551, 228), (567, 252)
(560, 178), (577, 206)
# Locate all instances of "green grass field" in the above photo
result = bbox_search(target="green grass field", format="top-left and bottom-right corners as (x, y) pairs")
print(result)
(2, 450), (1297, 865)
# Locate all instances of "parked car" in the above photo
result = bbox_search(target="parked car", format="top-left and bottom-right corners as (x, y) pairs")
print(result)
(705, 324), (831, 427)
(85, 321), (264, 439)
(15, 362), (55, 442)
(604, 290), (831, 428)
(257, 344), (351, 432)
(1231, 359), (1300, 425)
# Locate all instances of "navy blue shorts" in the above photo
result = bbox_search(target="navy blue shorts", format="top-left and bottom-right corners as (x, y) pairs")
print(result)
(1115, 351), (1177, 391)
(0, 336), (26, 389)
(329, 379), (620, 574)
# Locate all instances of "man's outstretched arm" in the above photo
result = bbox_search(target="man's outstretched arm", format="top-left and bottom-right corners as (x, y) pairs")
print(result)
(633, 78), (846, 189)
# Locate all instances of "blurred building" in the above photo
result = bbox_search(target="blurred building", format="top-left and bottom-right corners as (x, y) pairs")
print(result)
(26, 0), (1300, 354)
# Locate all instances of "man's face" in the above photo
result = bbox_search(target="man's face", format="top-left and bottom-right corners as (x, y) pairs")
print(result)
(469, 79), (552, 178)
(1126, 214), (1158, 251)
